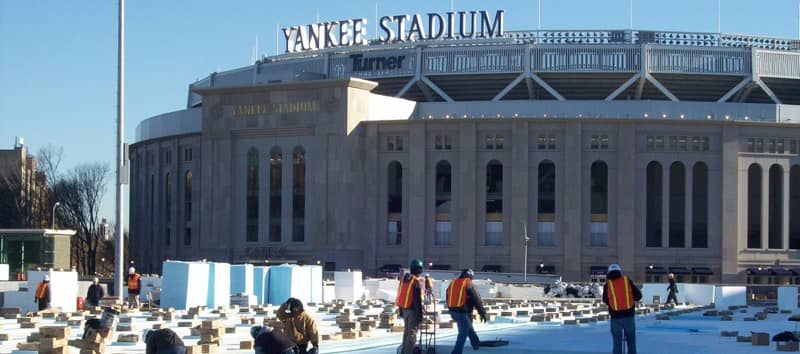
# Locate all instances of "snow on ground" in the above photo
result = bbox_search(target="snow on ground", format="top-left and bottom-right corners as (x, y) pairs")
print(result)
(2, 303), (799, 354)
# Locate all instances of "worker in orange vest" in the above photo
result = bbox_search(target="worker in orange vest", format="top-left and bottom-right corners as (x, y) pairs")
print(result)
(602, 264), (642, 354)
(126, 267), (142, 309)
(34, 275), (51, 311)
(396, 259), (425, 354)
(446, 269), (487, 354)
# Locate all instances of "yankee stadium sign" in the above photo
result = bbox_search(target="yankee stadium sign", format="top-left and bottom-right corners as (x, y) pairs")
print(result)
(282, 10), (504, 53)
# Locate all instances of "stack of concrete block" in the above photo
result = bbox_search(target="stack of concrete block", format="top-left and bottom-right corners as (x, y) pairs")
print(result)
(116, 316), (136, 332)
(70, 324), (115, 354)
(196, 319), (223, 353)
(0, 307), (21, 319)
(117, 334), (140, 343)
(18, 315), (40, 329)
(38, 326), (71, 354)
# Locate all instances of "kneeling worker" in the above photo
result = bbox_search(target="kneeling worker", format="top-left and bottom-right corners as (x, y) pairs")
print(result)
(143, 328), (186, 354)
(446, 269), (487, 354)
(251, 325), (298, 354)
(277, 297), (319, 354)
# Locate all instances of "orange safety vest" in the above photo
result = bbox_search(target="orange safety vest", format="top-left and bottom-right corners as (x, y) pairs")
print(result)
(446, 278), (471, 308)
(396, 275), (423, 309)
(127, 274), (140, 291)
(35, 282), (48, 300)
(607, 275), (634, 311)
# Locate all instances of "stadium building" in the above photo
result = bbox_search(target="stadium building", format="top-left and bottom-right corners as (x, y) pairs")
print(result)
(130, 13), (800, 282)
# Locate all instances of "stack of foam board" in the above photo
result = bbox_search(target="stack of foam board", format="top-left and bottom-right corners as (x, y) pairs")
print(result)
(230, 264), (254, 296)
(0, 264), (8, 281)
(26, 270), (79, 312)
(334, 271), (364, 302)
(268, 265), (318, 305)
(373, 279), (400, 302)
(714, 286), (746, 310)
(207, 262), (231, 308)
(472, 279), (497, 299)
(252, 266), (270, 305)
(161, 261), (210, 310)
(778, 286), (798, 311)
(641, 283), (715, 305)
(309, 265), (323, 303)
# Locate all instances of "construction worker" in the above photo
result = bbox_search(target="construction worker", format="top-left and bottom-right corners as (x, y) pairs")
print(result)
(86, 277), (105, 308)
(143, 328), (186, 354)
(250, 325), (298, 354)
(665, 273), (678, 305)
(602, 264), (643, 354)
(446, 269), (487, 354)
(126, 267), (141, 309)
(396, 259), (425, 354)
(276, 297), (319, 354)
(34, 275), (51, 311)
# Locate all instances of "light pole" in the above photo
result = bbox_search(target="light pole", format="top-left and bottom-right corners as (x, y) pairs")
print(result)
(51, 202), (61, 229)
(523, 223), (530, 282)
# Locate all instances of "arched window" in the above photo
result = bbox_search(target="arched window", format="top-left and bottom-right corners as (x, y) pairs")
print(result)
(537, 161), (556, 246)
(246, 148), (259, 242)
(769, 164), (784, 249)
(790, 165), (800, 249)
(269, 147), (282, 242)
(434, 161), (452, 246)
(292, 147), (305, 242)
(184, 170), (192, 246)
(165, 173), (171, 246)
(669, 162), (685, 248)
(692, 162), (708, 248)
(590, 161), (608, 246)
(387, 161), (403, 245)
(646, 161), (663, 247)
(486, 160), (503, 246)
(747, 164), (762, 249)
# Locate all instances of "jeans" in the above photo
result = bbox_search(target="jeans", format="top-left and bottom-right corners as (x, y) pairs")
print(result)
(611, 316), (636, 354)
(400, 308), (422, 354)
(666, 291), (678, 304)
(451, 311), (480, 354)
(156, 347), (186, 354)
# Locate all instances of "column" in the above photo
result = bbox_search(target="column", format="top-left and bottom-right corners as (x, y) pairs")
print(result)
(762, 165), (769, 249)
(457, 122), (477, 269)
(408, 123), (427, 260)
(662, 162), (670, 247)
(784, 168), (791, 250)
(562, 122), (582, 281)
(722, 126), (742, 282)
(363, 125), (379, 273)
(282, 144), (293, 244)
(685, 162), (693, 248)
(616, 126), (636, 274)
(510, 120), (529, 273)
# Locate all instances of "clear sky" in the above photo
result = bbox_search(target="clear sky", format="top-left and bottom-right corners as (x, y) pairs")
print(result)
(1, 0), (799, 223)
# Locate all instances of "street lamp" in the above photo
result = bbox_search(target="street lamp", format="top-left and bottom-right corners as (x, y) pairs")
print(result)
(51, 202), (61, 229)
(522, 223), (531, 282)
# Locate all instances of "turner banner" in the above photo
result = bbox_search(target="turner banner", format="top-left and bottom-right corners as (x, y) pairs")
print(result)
(282, 10), (504, 53)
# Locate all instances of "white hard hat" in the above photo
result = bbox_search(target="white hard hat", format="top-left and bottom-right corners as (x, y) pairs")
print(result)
(43, 275), (50, 281)
(128, 267), (135, 274)
(607, 264), (622, 273)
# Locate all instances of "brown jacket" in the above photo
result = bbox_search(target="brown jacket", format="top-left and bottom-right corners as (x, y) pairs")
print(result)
(276, 302), (319, 347)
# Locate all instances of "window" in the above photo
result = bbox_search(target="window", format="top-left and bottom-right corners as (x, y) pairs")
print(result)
(692, 137), (701, 151)
(701, 136), (710, 151)
(485, 134), (504, 150)
(537, 135), (547, 150)
(269, 147), (282, 242)
(435, 135), (453, 150)
(692, 162), (708, 248)
(669, 162), (686, 248)
(777, 139), (785, 154)
(646, 136), (655, 150)
(678, 136), (687, 151)
(165, 150), (172, 164)
(537, 134), (557, 150)
(184, 148), (193, 162)
(768, 139), (776, 153)
(790, 165), (800, 249)
(538, 161), (555, 220)
(769, 164), (784, 249)
(435, 161), (452, 246)
(165, 173), (172, 223)
(755, 138), (764, 153)
(246, 148), (259, 242)
(646, 162), (663, 247)
(747, 138), (755, 152)
(548, 134), (556, 149)
(184, 170), (192, 222)
(747, 164), (762, 248)
(537, 222), (555, 246)
(292, 147), (306, 242)
(388, 161), (403, 245)
(590, 134), (609, 150)
(486, 160), (503, 245)
(655, 136), (665, 150)
(387, 136), (404, 151)
(590, 161), (608, 247)
(184, 228), (192, 246)
(790, 140), (798, 154)
(669, 136), (678, 150)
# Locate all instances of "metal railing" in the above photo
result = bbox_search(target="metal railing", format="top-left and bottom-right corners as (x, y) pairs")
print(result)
(647, 46), (750, 75)
(531, 45), (640, 72)
(757, 50), (800, 79)
(423, 45), (524, 74)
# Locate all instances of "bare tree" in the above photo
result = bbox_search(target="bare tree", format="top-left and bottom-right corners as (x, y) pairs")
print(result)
(54, 163), (110, 275)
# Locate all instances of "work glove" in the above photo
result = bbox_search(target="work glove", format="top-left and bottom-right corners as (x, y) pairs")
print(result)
(479, 313), (487, 323)
(307, 347), (319, 354)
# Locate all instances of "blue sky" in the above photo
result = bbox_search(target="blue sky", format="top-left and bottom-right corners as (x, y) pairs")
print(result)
(1, 0), (799, 222)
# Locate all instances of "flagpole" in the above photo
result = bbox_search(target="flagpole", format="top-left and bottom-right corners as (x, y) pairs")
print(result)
(114, 0), (126, 303)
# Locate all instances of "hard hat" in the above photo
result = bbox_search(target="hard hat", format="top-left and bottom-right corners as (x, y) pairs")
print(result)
(410, 259), (423, 274)
(128, 267), (135, 274)
(93, 277), (99, 283)
(43, 275), (50, 282)
(607, 264), (622, 273)
(460, 269), (474, 279)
